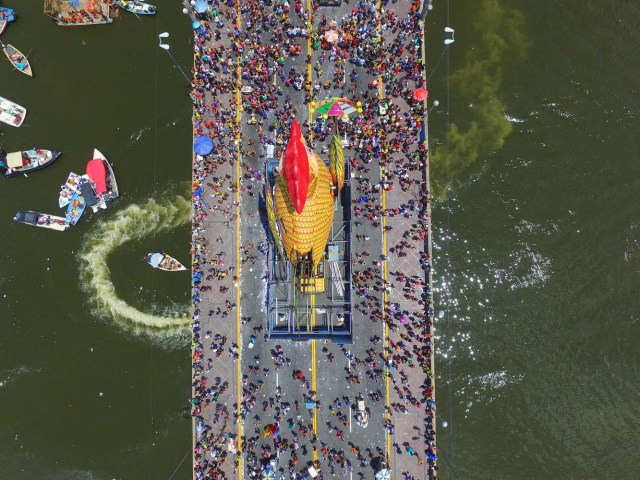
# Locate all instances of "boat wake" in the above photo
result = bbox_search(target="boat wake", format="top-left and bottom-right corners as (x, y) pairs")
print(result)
(79, 195), (191, 336)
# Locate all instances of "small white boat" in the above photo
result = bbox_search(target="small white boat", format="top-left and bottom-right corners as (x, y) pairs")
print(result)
(13, 210), (70, 231)
(0, 95), (26, 127)
(145, 252), (187, 271)
(116, 1), (156, 15)
(1, 42), (33, 77)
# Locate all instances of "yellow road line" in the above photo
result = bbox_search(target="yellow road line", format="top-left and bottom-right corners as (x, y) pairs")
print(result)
(307, 0), (313, 128)
(307, 0), (319, 466)
(311, 338), (318, 464)
(235, 2), (243, 478)
(376, 0), (393, 472)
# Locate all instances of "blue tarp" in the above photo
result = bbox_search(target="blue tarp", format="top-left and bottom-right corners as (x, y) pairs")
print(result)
(194, 136), (214, 156)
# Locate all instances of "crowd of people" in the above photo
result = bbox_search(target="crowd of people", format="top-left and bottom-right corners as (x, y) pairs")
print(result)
(188, 0), (437, 479)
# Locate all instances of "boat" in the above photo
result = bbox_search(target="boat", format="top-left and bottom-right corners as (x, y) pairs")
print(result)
(116, 1), (156, 15)
(144, 252), (187, 271)
(65, 191), (86, 226)
(13, 210), (69, 231)
(86, 148), (119, 204)
(0, 11), (8, 36)
(0, 95), (26, 127)
(59, 172), (82, 208)
(1, 42), (32, 76)
(0, 149), (60, 177)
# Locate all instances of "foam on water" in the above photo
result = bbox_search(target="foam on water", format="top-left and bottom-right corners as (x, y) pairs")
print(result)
(0, 366), (41, 389)
(79, 195), (191, 334)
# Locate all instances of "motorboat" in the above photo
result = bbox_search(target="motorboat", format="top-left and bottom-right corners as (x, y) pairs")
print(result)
(0, 9), (10, 36)
(0, 95), (26, 127)
(116, 1), (156, 15)
(1, 42), (32, 76)
(59, 172), (82, 208)
(144, 252), (187, 271)
(1, 148), (60, 177)
(65, 191), (86, 226)
(13, 210), (69, 231)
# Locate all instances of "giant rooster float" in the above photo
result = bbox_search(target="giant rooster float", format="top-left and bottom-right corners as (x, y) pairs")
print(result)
(266, 120), (344, 292)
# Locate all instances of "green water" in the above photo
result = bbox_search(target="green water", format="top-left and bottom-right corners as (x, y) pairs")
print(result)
(427, 0), (640, 478)
(0, 3), (193, 479)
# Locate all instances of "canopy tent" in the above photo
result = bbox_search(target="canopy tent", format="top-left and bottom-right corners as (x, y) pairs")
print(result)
(194, 135), (214, 155)
(6, 152), (24, 169)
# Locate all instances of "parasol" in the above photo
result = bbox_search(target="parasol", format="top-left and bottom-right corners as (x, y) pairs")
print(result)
(263, 423), (280, 438)
(194, 135), (214, 156)
(324, 29), (340, 43)
(413, 87), (429, 102)
(375, 469), (391, 480)
(194, 0), (208, 14)
(311, 97), (362, 119)
(260, 467), (276, 480)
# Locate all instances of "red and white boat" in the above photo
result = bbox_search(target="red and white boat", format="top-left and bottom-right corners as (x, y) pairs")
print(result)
(86, 148), (119, 211)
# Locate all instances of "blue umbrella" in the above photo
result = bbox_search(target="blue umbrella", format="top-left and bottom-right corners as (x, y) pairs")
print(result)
(194, 136), (214, 156)
(194, 0), (208, 14)
(192, 20), (203, 29)
(260, 467), (276, 480)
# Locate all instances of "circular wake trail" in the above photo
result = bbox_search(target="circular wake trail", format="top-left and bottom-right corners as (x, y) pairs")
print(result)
(79, 196), (191, 331)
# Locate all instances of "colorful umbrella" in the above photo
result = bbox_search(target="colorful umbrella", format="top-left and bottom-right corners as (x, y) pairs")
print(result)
(311, 97), (362, 119)
(375, 469), (391, 480)
(261, 467), (276, 480)
(194, 135), (214, 156)
(263, 423), (279, 438)
(413, 87), (428, 102)
(324, 29), (340, 43)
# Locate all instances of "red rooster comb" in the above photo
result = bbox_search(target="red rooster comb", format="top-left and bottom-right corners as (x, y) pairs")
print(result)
(283, 120), (310, 214)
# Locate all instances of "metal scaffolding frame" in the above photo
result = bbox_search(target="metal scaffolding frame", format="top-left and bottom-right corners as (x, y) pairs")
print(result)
(266, 170), (353, 342)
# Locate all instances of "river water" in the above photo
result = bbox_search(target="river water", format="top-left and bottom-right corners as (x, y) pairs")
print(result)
(426, 0), (640, 479)
(0, 3), (193, 479)
(1, 1), (639, 479)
